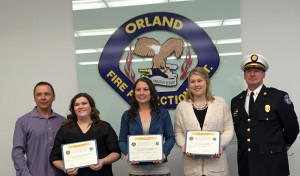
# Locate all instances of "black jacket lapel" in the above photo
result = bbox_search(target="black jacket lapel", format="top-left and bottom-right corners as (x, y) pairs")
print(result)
(252, 85), (267, 115)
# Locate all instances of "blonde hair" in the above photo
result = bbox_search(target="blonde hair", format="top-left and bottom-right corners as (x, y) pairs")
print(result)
(185, 67), (215, 102)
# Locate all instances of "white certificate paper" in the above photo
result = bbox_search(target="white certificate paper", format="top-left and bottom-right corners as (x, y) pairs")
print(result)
(62, 140), (99, 170)
(128, 134), (163, 162)
(185, 131), (220, 156)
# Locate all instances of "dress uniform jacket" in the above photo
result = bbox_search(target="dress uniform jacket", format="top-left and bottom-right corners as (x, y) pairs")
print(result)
(231, 85), (299, 176)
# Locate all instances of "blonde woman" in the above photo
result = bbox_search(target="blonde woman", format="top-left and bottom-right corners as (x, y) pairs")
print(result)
(174, 67), (234, 176)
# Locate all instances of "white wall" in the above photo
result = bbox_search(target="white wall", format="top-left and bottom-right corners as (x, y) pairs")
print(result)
(0, 0), (78, 175)
(236, 0), (300, 175)
(0, 0), (299, 175)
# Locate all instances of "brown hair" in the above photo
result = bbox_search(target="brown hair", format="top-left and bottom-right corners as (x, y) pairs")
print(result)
(65, 93), (101, 126)
(127, 77), (160, 120)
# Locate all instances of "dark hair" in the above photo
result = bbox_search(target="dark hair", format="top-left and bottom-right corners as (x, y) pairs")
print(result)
(65, 93), (101, 126)
(33, 81), (55, 95)
(127, 77), (160, 120)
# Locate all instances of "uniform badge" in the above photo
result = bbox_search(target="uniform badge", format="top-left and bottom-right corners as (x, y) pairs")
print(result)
(265, 105), (270, 113)
(283, 94), (292, 105)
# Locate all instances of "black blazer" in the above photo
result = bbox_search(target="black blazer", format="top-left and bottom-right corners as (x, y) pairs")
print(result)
(231, 85), (299, 176)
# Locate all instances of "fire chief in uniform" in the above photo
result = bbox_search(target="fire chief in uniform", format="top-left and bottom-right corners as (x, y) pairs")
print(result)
(231, 54), (299, 176)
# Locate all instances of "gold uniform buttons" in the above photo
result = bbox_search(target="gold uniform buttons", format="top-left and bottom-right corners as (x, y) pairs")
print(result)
(266, 118), (269, 120)
(248, 148), (251, 152)
(247, 118), (251, 122)
(270, 151), (273, 154)
(247, 128), (250, 132)
(247, 138), (251, 142)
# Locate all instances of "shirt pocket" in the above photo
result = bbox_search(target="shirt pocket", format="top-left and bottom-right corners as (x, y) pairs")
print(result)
(258, 111), (276, 121)
(259, 145), (284, 155)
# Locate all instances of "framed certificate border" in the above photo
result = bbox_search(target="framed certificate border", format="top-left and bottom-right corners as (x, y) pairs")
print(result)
(62, 139), (99, 170)
(128, 134), (163, 162)
(185, 130), (220, 156)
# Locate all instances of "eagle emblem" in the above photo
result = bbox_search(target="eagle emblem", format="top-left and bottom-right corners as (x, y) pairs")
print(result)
(127, 37), (187, 86)
(98, 12), (220, 108)
(133, 37), (183, 69)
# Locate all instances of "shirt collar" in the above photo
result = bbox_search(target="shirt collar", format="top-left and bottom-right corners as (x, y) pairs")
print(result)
(247, 84), (263, 97)
(32, 106), (56, 119)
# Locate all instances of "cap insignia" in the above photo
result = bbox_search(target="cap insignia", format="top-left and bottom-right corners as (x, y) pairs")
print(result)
(251, 54), (258, 62)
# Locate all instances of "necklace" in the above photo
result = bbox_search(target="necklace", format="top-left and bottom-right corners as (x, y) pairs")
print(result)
(192, 102), (207, 110)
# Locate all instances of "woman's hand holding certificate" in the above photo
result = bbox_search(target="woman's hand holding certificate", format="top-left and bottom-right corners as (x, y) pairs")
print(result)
(185, 131), (220, 156)
(128, 134), (163, 162)
(62, 140), (99, 170)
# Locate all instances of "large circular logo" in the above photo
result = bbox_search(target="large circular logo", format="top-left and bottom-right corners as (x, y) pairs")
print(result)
(99, 12), (219, 108)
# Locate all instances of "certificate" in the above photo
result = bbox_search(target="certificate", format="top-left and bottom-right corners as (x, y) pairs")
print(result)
(62, 140), (99, 170)
(185, 131), (220, 156)
(128, 134), (163, 162)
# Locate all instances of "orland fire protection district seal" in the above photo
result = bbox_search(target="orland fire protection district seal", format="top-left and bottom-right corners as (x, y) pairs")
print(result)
(99, 12), (219, 108)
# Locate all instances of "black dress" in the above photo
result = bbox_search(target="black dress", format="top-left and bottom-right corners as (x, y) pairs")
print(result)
(50, 121), (121, 176)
